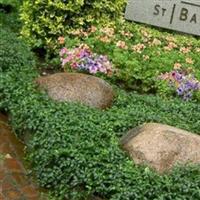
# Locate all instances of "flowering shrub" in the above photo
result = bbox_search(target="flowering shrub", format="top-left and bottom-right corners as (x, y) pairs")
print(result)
(63, 23), (200, 95)
(159, 68), (200, 100)
(59, 44), (113, 75)
(20, 0), (125, 49)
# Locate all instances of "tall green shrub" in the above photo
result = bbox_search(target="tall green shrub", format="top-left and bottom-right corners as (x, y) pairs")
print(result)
(0, 0), (23, 32)
(20, 0), (126, 49)
(0, 27), (35, 72)
(0, 0), (21, 8)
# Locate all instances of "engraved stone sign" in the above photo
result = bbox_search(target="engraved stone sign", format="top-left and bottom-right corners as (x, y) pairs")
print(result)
(125, 0), (200, 36)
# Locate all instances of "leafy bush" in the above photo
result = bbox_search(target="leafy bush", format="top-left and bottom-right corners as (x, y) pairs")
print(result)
(0, 27), (35, 72)
(20, 0), (126, 49)
(0, 0), (21, 9)
(0, 0), (22, 32)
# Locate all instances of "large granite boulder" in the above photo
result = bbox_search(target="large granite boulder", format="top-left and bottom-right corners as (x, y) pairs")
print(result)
(120, 123), (200, 172)
(35, 73), (114, 109)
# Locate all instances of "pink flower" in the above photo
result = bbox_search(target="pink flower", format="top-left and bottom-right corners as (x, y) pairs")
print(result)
(120, 30), (133, 38)
(99, 66), (107, 73)
(132, 43), (146, 53)
(116, 41), (128, 49)
(70, 62), (78, 69)
(60, 48), (68, 57)
(101, 27), (115, 37)
(89, 66), (98, 74)
(180, 47), (191, 54)
(61, 58), (69, 66)
(59, 44), (114, 75)
(98, 36), (111, 43)
(61, 55), (74, 66)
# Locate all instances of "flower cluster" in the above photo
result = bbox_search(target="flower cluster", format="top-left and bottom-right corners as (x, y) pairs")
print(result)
(60, 44), (113, 75)
(163, 42), (178, 51)
(132, 43), (146, 53)
(116, 40), (128, 49)
(159, 68), (200, 100)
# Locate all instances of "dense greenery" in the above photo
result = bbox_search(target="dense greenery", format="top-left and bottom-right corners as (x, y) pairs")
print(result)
(0, 0), (22, 32)
(51, 22), (200, 100)
(20, 0), (126, 49)
(1, 2), (200, 199)
(19, 0), (200, 100)
(1, 26), (200, 200)
(0, 28), (35, 72)
(0, 0), (21, 8)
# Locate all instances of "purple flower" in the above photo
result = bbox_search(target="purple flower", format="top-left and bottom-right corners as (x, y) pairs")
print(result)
(60, 44), (113, 75)
(59, 47), (68, 57)
(177, 86), (184, 96)
(159, 68), (200, 101)
(183, 92), (192, 101)
(89, 65), (98, 74)
(175, 73), (183, 82)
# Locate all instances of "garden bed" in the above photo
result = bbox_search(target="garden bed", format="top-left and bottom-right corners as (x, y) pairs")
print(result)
(0, 1), (200, 200)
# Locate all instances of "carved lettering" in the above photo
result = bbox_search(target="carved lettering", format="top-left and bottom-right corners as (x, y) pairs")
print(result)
(154, 4), (160, 15)
(162, 8), (167, 16)
(125, 0), (200, 36)
(153, 5), (167, 17)
(190, 14), (197, 23)
(180, 8), (188, 21)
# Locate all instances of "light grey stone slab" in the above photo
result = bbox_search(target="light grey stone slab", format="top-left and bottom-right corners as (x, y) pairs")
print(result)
(125, 0), (200, 36)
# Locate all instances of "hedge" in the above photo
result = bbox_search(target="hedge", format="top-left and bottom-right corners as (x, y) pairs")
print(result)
(0, 0), (22, 32)
(20, 0), (126, 49)
(0, 27), (35, 72)
(0, 0), (21, 12)
(1, 31), (200, 200)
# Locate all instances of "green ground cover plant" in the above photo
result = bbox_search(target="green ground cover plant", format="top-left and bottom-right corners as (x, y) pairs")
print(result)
(1, 26), (200, 200)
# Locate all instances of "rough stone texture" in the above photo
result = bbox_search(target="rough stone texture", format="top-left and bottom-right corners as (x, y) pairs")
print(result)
(36, 73), (114, 109)
(125, 0), (200, 36)
(120, 123), (200, 172)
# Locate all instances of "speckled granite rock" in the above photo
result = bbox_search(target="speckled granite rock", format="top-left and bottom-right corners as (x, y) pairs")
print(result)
(120, 123), (200, 172)
(36, 73), (114, 109)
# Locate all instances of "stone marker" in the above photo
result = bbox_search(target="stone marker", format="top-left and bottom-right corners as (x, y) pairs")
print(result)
(120, 123), (200, 172)
(125, 0), (200, 36)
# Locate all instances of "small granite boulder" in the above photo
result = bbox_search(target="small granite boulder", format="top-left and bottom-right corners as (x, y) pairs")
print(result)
(120, 123), (200, 172)
(35, 73), (114, 109)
